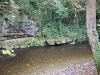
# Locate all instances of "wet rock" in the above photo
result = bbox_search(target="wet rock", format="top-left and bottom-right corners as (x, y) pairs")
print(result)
(55, 39), (66, 44)
(10, 53), (16, 57)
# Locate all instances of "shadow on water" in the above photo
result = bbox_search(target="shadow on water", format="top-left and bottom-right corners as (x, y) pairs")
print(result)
(0, 44), (94, 75)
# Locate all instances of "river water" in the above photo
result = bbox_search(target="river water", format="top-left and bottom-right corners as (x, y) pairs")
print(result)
(0, 44), (96, 75)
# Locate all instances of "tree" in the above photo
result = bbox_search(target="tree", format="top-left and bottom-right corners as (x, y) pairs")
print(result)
(86, 0), (96, 51)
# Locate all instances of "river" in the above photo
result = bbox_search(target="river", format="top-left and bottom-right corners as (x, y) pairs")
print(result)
(0, 44), (97, 75)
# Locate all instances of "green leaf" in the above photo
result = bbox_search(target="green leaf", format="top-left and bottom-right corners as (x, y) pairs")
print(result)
(97, 24), (100, 26)
(6, 50), (11, 55)
(1, 50), (7, 54)
(10, 50), (14, 53)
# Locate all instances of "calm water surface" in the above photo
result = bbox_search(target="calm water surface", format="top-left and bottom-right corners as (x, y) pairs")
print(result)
(0, 44), (94, 75)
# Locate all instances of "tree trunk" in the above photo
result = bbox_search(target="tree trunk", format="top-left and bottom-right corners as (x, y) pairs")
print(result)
(86, 0), (96, 51)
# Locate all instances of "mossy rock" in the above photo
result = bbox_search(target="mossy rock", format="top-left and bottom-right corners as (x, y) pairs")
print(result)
(46, 39), (56, 45)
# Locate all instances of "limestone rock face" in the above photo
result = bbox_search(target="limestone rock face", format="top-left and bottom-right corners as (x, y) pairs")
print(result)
(2, 14), (36, 37)
(21, 20), (35, 37)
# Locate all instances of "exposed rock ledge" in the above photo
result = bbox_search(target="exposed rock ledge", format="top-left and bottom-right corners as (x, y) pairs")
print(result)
(0, 37), (72, 49)
(0, 37), (33, 49)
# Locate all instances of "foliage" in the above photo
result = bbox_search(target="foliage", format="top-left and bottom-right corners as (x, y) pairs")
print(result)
(41, 22), (86, 42)
(93, 30), (100, 73)
(94, 44), (100, 73)
(0, 0), (95, 43)
(1, 0), (100, 73)
(0, 0), (88, 44)
(68, 23), (86, 42)
(14, 0), (86, 42)
(20, 37), (45, 46)
(1, 49), (16, 57)
(2, 49), (14, 55)
(42, 22), (63, 39)
(97, 0), (100, 34)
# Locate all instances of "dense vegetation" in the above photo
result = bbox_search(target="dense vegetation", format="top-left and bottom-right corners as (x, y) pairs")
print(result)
(0, 0), (87, 42)
(0, 0), (100, 73)
(21, 0), (86, 42)
(0, 0), (100, 42)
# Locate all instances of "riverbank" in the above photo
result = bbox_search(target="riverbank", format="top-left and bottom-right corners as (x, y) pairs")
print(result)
(0, 37), (33, 49)
(0, 37), (72, 49)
